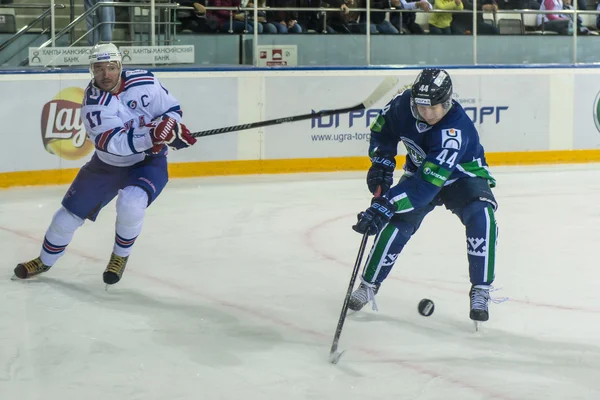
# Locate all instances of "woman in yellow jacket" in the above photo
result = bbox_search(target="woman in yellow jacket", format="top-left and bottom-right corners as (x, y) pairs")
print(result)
(428, 0), (463, 34)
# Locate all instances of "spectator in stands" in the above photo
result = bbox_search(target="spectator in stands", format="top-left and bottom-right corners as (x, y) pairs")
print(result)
(497, 0), (541, 9)
(451, 0), (499, 34)
(177, 0), (218, 32)
(536, 0), (571, 34)
(84, 0), (115, 45)
(563, 0), (592, 33)
(246, 0), (279, 32)
(297, 0), (350, 33)
(346, 0), (379, 33)
(324, 0), (353, 32)
(210, 0), (257, 32)
(429, 0), (463, 33)
(390, 0), (431, 34)
(268, 0), (304, 32)
(371, 0), (401, 33)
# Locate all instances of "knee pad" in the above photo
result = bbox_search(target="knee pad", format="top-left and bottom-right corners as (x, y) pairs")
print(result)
(116, 186), (148, 227)
(461, 201), (495, 227)
(392, 221), (415, 247)
(50, 207), (84, 235)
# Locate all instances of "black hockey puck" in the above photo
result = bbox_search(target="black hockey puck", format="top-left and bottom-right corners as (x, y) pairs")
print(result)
(418, 299), (435, 317)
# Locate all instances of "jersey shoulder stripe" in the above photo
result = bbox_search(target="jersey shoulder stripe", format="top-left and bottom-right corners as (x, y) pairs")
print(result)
(83, 84), (113, 107)
(122, 70), (155, 91)
(164, 105), (183, 117)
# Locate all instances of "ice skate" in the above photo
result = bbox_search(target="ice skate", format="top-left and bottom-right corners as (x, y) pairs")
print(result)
(348, 279), (380, 311)
(13, 257), (50, 280)
(103, 253), (129, 286)
(470, 284), (490, 331)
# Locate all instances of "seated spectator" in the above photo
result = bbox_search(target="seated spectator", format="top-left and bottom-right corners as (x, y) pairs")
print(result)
(364, 0), (400, 33)
(326, 0), (353, 32)
(297, 0), (350, 33)
(563, 0), (592, 34)
(209, 0), (258, 32)
(177, 0), (218, 32)
(497, 0), (540, 9)
(536, 0), (570, 34)
(451, 0), (499, 34)
(390, 0), (431, 34)
(346, 0), (378, 33)
(247, 0), (278, 33)
(346, 0), (397, 33)
(268, 0), (303, 32)
(429, 0), (463, 34)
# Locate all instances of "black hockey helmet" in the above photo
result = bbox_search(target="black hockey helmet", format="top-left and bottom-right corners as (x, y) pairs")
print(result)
(410, 68), (453, 122)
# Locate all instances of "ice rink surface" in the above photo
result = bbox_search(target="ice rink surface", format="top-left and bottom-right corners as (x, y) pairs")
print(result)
(2, 164), (600, 400)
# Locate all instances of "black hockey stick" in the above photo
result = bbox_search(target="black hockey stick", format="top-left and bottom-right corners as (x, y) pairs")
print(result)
(190, 76), (399, 139)
(329, 232), (370, 364)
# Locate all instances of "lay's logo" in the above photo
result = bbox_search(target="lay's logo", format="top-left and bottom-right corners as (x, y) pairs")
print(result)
(40, 87), (94, 160)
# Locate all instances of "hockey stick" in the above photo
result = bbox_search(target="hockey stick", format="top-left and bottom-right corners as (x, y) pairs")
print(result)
(190, 76), (399, 139)
(329, 232), (370, 364)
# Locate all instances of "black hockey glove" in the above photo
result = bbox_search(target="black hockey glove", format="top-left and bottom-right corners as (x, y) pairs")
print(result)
(352, 197), (397, 236)
(367, 154), (395, 196)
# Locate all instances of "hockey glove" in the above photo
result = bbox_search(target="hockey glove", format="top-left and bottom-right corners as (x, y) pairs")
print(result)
(150, 117), (197, 151)
(367, 154), (395, 196)
(352, 197), (397, 236)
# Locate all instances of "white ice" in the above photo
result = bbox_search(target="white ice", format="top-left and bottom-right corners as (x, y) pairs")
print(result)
(2, 164), (600, 400)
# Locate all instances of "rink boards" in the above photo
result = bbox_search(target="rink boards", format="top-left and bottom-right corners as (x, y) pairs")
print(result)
(1, 66), (600, 188)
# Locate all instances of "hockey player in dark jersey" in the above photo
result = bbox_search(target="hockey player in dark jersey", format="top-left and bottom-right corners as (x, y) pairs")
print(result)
(351, 68), (498, 326)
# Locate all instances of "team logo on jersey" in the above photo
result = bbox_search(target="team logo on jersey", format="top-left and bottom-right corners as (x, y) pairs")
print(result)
(441, 128), (462, 150)
(400, 137), (426, 167)
(40, 87), (94, 160)
(416, 121), (432, 133)
(127, 100), (137, 109)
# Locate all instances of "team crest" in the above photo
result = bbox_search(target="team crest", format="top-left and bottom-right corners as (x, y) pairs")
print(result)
(400, 137), (426, 167)
(416, 121), (432, 133)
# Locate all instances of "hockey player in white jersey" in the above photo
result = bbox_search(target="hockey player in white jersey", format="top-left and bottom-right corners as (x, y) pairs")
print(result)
(13, 43), (197, 285)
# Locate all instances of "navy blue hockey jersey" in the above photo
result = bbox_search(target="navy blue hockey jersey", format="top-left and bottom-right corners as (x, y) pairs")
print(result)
(370, 89), (495, 213)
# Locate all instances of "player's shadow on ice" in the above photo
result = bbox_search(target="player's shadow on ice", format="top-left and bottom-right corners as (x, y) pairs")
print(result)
(348, 310), (600, 384)
(38, 276), (285, 367)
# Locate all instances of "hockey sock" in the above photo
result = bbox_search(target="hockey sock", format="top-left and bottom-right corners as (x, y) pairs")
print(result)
(462, 202), (498, 285)
(362, 221), (413, 284)
(40, 207), (85, 266)
(113, 186), (147, 257)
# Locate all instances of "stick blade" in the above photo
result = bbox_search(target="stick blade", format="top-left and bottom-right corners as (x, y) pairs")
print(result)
(329, 349), (345, 364)
(361, 76), (400, 109)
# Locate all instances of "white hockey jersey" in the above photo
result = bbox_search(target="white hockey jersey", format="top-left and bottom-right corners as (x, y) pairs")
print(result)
(81, 69), (183, 167)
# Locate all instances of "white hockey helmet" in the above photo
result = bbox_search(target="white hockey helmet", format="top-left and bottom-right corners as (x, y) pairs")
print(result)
(88, 43), (122, 91)
(89, 43), (122, 65)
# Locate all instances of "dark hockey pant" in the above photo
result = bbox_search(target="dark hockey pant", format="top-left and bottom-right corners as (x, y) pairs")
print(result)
(362, 177), (498, 286)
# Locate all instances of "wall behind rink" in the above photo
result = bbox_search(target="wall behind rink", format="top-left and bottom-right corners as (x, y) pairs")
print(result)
(0, 66), (599, 188)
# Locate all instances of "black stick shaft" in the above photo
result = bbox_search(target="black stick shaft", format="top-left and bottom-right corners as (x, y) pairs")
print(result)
(329, 232), (369, 356)
(190, 104), (363, 138)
